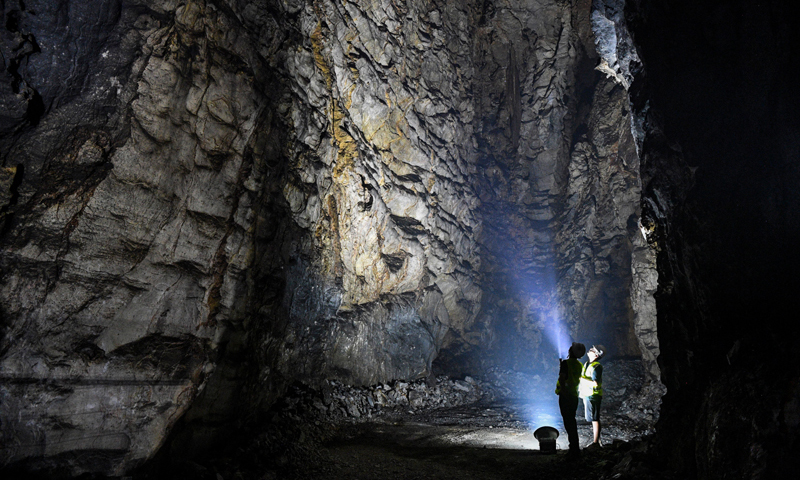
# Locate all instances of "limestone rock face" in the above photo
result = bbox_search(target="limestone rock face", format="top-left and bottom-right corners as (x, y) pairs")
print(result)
(1, 0), (269, 475)
(470, 0), (650, 372)
(253, 0), (484, 391)
(0, 0), (655, 475)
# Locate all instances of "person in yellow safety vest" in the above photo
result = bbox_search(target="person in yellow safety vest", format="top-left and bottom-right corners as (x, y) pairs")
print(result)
(579, 344), (606, 448)
(556, 342), (586, 457)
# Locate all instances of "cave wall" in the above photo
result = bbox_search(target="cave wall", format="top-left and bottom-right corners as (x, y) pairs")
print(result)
(0, 0), (275, 474)
(467, 0), (648, 374)
(250, 0), (486, 390)
(628, 0), (800, 477)
(0, 0), (658, 475)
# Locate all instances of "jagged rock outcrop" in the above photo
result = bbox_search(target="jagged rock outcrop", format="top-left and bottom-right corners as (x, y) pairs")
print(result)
(0, 0), (658, 476)
(1, 0), (271, 475)
(469, 0), (654, 376)
(627, 0), (800, 477)
(251, 0), (484, 391)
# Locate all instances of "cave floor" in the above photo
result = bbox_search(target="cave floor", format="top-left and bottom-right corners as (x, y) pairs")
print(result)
(131, 389), (664, 480)
(276, 400), (655, 480)
(310, 422), (616, 480)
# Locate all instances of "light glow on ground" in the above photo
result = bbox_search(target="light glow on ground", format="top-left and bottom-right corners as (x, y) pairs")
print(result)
(439, 427), (570, 451)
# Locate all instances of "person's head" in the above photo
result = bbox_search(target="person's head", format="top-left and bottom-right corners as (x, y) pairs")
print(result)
(568, 342), (586, 359)
(588, 344), (606, 362)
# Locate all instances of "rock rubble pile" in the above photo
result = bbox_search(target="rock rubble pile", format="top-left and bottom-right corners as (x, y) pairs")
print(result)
(483, 367), (549, 399)
(276, 360), (662, 428)
(482, 359), (656, 413)
(280, 376), (496, 421)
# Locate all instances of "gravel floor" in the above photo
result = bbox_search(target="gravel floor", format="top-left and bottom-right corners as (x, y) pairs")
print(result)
(133, 364), (672, 480)
(277, 402), (669, 480)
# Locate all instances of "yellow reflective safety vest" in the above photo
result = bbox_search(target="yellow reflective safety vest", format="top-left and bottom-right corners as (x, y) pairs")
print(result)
(579, 361), (603, 398)
(555, 358), (583, 396)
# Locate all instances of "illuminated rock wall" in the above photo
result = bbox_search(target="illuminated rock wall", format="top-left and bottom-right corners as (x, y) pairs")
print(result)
(469, 0), (651, 373)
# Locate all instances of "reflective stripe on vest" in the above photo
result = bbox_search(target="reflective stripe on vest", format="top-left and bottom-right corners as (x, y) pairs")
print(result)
(579, 361), (602, 397)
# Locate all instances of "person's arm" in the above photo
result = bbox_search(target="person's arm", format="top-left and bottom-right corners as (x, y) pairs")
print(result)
(592, 364), (603, 386)
(560, 359), (569, 382)
(556, 359), (567, 393)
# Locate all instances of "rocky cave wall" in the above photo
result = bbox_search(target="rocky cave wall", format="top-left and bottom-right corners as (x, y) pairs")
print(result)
(461, 0), (650, 375)
(0, 0), (660, 476)
(627, 0), (800, 477)
(1, 0), (276, 474)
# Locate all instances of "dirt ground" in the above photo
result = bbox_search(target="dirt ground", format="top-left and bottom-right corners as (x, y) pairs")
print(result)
(301, 421), (625, 480)
(128, 394), (669, 480)
(255, 400), (667, 480)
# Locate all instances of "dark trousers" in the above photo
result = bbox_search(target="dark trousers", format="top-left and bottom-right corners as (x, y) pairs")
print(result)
(559, 394), (580, 451)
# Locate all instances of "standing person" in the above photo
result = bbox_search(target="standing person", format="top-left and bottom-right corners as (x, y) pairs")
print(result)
(556, 342), (585, 457)
(579, 344), (606, 448)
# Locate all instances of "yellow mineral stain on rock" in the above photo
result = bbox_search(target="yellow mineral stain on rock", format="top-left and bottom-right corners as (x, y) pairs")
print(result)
(348, 65), (360, 82)
(426, 172), (436, 192)
(2, 166), (17, 178)
(332, 103), (358, 179)
(309, 22), (358, 182)
(1, 166), (18, 210)
(396, 95), (413, 111)
(310, 23), (332, 90)
(176, 1), (203, 29)
(364, 117), (390, 144)
(343, 83), (357, 110)
(327, 195), (344, 278)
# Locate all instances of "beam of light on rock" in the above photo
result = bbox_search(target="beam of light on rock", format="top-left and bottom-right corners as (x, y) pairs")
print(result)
(523, 306), (575, 445)
(542, 305), (571, 359)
